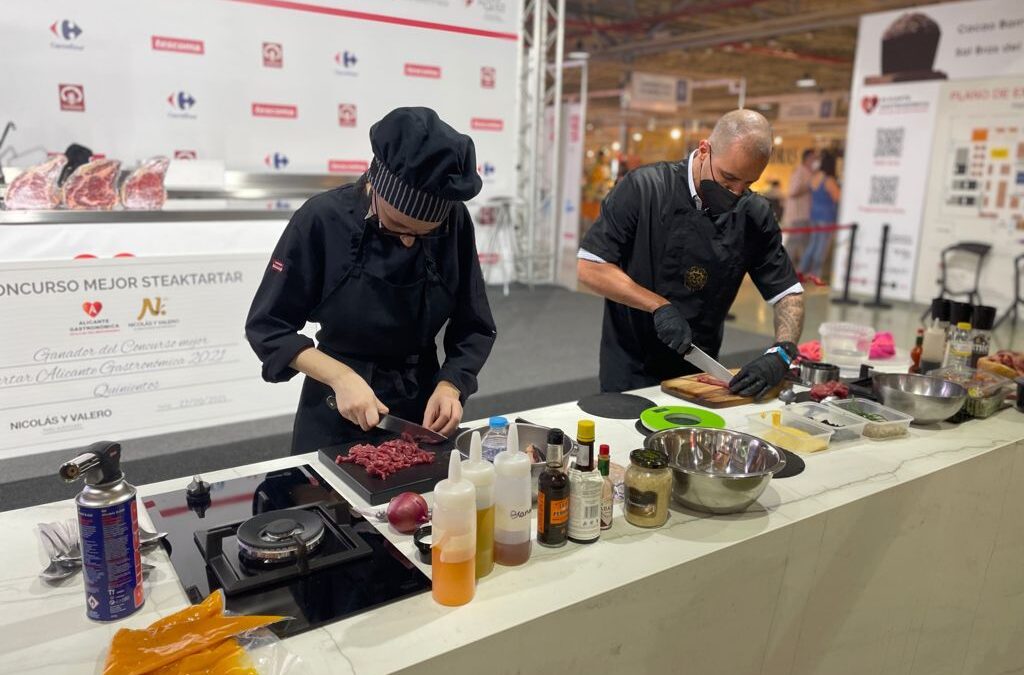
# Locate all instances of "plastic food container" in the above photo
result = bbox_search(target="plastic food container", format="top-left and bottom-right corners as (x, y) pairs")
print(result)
(927, 366), (1012, 421)
(825, 398), (913, 440)
(746, 410), (835, 453)
(819, 322), (874, 373)
(785, 402), (868, 442)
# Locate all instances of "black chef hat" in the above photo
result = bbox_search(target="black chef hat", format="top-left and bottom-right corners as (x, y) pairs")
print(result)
(368, 107), (482, 222)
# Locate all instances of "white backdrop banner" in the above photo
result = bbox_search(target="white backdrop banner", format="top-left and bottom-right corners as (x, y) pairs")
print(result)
(0, 254), (304, 459)
(913, 77), (1024, 309)
(837, 0), (1024, 301)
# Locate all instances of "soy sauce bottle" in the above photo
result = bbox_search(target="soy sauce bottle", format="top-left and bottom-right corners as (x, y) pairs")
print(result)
(537, 429), (569, 548)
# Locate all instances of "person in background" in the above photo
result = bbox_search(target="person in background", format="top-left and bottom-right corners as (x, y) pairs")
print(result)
(798, 150), (841, 283)
(763, 179), (784, 223)
(783, 149), (817, 269)
(577, 109), (804, 397)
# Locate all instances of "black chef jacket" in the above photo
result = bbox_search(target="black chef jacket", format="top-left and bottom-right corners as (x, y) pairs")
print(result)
(245, 178), (497, 453)
(580, 158), (799, 393)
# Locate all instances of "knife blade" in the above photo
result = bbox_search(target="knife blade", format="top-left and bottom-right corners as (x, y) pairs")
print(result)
(684, 345), (735, 384)
(325, 395), (447, 444)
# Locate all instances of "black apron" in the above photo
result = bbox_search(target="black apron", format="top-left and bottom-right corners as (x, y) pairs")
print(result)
(600, 170), (754, 392)
(290, 224), (455, 455)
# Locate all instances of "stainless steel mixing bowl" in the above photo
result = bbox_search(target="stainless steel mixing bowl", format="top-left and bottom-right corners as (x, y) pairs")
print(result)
(872, 373), (968, 424)
(645, 428), (786, 514)
(454, 423), (577, 500)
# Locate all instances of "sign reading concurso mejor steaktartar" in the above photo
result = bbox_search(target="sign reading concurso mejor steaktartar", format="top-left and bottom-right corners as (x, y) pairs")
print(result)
(0, 255), (305, 458)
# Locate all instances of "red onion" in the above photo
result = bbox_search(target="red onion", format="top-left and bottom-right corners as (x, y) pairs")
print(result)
(387, 492), (430, 534)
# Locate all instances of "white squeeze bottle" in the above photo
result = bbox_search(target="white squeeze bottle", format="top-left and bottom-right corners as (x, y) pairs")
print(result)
(431, 450), (477, 606)
(493, 423), (532, 566)
(461, 431), (496, 579)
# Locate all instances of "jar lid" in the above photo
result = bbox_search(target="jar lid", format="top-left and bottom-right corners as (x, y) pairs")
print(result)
(577, 419), (595, 442)
(629, 448), (668, 469)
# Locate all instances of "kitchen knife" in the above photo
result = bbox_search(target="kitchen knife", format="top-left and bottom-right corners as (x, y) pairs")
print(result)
(684, 345), (735, 384)
(325, 395), (447, 444)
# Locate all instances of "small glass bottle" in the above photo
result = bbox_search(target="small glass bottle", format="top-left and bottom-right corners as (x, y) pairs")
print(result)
(598, 444), (613, 530)
(943, 321), (973, 370)
(623, 449), (671, 529)
(536, 429), (569, 548)
(909, 329), (924, 374)
(568, 421), (602, 544)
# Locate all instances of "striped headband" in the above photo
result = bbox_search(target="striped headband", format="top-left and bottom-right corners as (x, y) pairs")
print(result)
(368, 157), (454, 223)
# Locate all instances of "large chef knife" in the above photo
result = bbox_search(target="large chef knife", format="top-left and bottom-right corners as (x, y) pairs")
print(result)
(684, 345), (735, 384)
(325, 395), (447, 444)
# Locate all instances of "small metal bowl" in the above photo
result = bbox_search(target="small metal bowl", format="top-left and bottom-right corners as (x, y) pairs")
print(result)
(645, 428), (785, 514)
(872, 373), (968, 424)
(800, 361), (841, 386)
(454, 423), (577, 500)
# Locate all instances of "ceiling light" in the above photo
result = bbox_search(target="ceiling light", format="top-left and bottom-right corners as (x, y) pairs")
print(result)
(670, 128), (682, 140)
(611, 141), (622, 152)
(774, 135), (784, 146)
(586, 149), (595, 158)
(796, 74), (817, 88)
(757, 103), (772, 111)
(632, 132), (643, 142)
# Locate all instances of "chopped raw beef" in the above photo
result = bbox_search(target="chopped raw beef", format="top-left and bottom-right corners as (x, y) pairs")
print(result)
(120, 156), (170, 210)
(3, 155), (67, 209)
(992, 350), (1024, 375)
(810, 380), (849, 402)
(336, 437), (435, 479)
(695, 374), (730, 388)
(62, 158), (121, 210)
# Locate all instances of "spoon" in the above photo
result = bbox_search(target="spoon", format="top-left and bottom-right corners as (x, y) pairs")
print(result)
(778, 388), (797, 405)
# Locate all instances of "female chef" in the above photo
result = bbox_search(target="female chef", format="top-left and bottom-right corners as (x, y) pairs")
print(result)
(246, 107), (497, 454)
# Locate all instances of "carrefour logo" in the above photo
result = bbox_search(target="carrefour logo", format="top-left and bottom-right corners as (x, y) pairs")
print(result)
(265, 153), (289, 170)
(50, 19), (82, 41)
(479, 162), (496, 177)
(334, 50), (359, 77)
(168, 91), (196, 110)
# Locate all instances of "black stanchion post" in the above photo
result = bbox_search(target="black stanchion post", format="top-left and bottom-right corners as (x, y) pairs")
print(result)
(864, 222), (893, 309)
(831, 222), (859, 306)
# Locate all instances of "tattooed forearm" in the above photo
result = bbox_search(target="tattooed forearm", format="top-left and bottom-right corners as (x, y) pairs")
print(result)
(773, 294), (805, 344)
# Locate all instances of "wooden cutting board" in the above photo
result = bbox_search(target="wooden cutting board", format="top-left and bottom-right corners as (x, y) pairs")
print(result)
(661, 370), (782, 408)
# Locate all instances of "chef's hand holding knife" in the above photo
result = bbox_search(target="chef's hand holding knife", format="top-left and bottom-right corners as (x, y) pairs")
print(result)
(653, 303), (693, 354)
(329, 368), (390, 431)
(729, 342), (798, 399)
(423, 381), (462, 437)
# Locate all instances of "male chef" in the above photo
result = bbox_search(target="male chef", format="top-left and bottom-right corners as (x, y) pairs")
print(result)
(577, 109), (804, 397)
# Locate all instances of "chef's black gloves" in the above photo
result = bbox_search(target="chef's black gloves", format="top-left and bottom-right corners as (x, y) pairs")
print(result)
(653, 304), (692, 354)
(730, 342), (798, 398)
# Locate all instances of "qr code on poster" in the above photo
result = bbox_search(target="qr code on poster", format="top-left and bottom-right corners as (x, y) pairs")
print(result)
(869, 176), (899, 205)
(874, 128), (905, 158)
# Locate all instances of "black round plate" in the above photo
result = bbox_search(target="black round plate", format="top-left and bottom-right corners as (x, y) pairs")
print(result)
(577, 393), (656, 420)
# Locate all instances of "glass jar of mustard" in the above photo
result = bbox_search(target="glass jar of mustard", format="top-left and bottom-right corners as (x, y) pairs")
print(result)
(624, 449), (671, 528)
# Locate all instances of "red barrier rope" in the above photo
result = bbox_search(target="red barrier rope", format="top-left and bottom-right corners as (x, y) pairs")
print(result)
(780, 222), (855, 234)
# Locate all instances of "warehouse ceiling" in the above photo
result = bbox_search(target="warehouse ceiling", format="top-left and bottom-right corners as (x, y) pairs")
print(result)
(565, 0), (962, 131)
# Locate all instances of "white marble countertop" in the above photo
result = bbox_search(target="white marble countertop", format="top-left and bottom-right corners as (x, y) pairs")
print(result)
(2, 385), (1022, 674)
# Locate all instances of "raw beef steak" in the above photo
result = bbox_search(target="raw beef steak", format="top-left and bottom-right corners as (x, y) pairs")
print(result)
(120, 156), (170, 210)
(62, 158), (121, 210)
(3, 155), (67, 209)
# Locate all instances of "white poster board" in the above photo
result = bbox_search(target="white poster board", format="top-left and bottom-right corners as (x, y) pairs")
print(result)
(837, 0), (1024, 301)
(0, 254), (304, 459)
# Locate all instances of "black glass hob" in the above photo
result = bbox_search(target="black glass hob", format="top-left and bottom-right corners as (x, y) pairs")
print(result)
(143, 465), (431, 637)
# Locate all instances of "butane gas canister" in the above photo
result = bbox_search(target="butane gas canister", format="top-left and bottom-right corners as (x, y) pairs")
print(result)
(59, 441), (144, 621)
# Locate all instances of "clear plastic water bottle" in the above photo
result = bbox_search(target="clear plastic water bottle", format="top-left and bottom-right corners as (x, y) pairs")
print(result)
(481, 417), (509, 463)
(942, 321), (973, 370)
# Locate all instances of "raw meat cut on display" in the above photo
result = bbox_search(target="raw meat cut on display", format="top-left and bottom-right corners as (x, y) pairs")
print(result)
(3, 155), (67, 209)
(336, 437), (435, 479)
(120, 156), (170, 210)
(810, 380), (849, 402)
(694, 374), (730, 388)
(62, 158), (121, 210)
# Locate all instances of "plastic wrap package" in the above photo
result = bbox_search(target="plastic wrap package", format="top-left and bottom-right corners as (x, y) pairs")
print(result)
(103, 591), (305, 675)
(3, 155), (67, 209)
(120, 156), (170, 210)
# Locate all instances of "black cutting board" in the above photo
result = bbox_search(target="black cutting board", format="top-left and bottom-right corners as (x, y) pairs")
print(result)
(317, 432), (463, 506)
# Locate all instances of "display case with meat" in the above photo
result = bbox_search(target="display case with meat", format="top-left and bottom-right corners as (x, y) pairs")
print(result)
(120, 156), (170, 210)
(3, 155), (67, 210)
(62, 158), (121, 210)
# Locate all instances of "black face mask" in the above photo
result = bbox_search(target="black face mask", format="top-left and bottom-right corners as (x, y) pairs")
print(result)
(699, 149), (741, 217)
